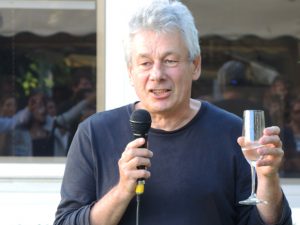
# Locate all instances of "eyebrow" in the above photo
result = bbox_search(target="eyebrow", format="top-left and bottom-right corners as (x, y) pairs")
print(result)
(137, 51), (181, 59)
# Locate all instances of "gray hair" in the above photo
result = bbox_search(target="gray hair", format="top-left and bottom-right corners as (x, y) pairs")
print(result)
(123, 0), (200, 66)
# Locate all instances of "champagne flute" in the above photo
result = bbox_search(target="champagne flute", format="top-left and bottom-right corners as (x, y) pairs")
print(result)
(239, 110), (268, 205)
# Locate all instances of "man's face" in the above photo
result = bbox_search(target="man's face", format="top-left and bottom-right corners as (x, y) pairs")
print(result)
(128, 30), (201, 115)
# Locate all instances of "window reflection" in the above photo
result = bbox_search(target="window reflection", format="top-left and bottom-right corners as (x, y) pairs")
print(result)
(0, 1), (96, 157)
(282, 98), (300, 177)
(192, 36), (300, 177)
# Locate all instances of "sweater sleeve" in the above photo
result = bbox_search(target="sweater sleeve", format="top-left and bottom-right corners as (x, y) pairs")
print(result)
(231, 119), (292, 225)
(235, 155), (292, 225)
(248, 194), (292, 225)
(53, 121), (96, 225)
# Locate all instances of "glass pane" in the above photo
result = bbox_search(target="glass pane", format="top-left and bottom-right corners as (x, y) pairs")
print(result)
(184, 1), (300, 178)
(0, 1), (96, 157)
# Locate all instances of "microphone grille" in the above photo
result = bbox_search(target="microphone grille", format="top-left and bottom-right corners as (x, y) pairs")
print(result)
(130, 109), (152, 135)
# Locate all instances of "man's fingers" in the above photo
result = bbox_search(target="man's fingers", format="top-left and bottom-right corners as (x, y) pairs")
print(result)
(257, 147), (284, 157)
(121, 138), (153, 162)
(259, 135), (282, 148)
(263, 126), (280, 136)
(237, 136), (245, 146)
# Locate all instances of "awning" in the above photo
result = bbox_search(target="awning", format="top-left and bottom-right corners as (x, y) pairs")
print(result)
(0, 1), (96, 36)
(183, 0), (300, 39)
(0, 0), (300, 39)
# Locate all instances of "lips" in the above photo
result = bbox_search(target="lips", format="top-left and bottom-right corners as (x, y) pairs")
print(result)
(150, 89), (170, 94)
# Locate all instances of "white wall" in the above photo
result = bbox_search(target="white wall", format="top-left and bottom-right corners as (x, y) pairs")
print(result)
(0, 160), (64, 225)
(0, 162), (300, 225)
(0, 179), (61, 225)
(105, 0), (140, 110)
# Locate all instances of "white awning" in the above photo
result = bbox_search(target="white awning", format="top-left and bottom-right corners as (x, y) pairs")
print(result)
(0, 0), (300, 39)
(0, 1), (96, 36)
(183, 0), (300, 39)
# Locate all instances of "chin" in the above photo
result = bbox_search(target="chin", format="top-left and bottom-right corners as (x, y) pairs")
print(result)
(150, 105), (173, 114)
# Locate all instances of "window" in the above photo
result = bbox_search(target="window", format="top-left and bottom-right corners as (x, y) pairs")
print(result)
(0, 1), (97, 157)
(182, 0), (300, 178)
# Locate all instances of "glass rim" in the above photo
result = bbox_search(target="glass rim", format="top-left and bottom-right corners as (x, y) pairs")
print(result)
(243, 109), (264, 112)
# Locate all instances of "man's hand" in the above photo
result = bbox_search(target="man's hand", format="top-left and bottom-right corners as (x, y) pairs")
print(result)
(238, 126), (284, 177)
(117, 138), (153, 197)
(237, 126), (284, 224)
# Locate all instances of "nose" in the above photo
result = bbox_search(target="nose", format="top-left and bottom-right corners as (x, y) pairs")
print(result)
(149, 61), (164, 81)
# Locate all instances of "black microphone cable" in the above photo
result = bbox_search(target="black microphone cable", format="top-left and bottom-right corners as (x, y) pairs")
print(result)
(136, 191), (142, 225)
(135, 178), (146, 225)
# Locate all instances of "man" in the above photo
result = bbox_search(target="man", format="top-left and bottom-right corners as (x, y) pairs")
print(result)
(54, 1), (292, 225)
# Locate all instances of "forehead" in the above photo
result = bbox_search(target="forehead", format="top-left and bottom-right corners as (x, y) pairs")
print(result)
(131, 29), (188, 56)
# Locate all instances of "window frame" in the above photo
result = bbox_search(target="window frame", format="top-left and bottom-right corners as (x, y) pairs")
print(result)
(0, 0), (103, 161)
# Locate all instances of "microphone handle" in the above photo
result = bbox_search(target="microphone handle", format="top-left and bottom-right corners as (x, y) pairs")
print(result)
(133, 133), (148, 178)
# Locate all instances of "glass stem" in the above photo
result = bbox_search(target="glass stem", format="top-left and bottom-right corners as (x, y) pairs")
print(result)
(250, 163), (256, 197)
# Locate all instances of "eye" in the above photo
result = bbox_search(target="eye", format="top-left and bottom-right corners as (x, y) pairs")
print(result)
(138, 60), (153, 71)
(164, 59), (178, 67)
(141, 61), (152, 67)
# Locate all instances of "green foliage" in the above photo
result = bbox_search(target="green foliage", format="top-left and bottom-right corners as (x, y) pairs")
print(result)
(20, 71), (39, 96)
(17, 51), (69, 96)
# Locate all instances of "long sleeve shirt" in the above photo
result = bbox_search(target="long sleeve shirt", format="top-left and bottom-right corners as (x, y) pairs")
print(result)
(54, 101), (292, 225)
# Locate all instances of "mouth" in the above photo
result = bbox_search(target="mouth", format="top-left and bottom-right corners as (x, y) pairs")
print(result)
(150, 89), (170, 96)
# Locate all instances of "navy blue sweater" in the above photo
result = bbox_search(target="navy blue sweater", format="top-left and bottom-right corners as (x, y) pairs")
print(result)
(54, 101), (292, 225)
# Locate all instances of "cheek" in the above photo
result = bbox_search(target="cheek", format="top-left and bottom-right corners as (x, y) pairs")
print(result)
(131, 71), (148, 88)
(129, 67), (138, 86)
(174, 68), (193, 85)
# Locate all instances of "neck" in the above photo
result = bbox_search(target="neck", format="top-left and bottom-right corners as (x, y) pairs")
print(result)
(142, 99), (201, 131)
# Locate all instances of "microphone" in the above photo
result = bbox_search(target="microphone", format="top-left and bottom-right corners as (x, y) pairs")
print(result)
(130, 109), (152, 195)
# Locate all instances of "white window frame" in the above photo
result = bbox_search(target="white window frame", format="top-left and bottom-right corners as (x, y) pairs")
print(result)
(0, 0), (101, 169)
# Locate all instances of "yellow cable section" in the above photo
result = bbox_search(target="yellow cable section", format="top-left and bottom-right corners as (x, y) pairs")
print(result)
(135, 181), (145, 195)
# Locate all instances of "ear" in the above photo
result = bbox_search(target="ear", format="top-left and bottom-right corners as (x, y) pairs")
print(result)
(192, 55), (201, 81)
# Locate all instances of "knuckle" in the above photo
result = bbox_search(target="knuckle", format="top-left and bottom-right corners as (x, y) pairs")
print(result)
(123, 170), (131, 179)
(279, 148), (284, 156)
(121, 151), (127, 160)
(145, 171), (151, 178)
(134, 157), (141, 166)
(118, 157), (126, 166)
(140, 170), (150, 178)
(118, 162), (126, 172)
(125, 147), (135, 158)
(118, 158), (122, 165)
